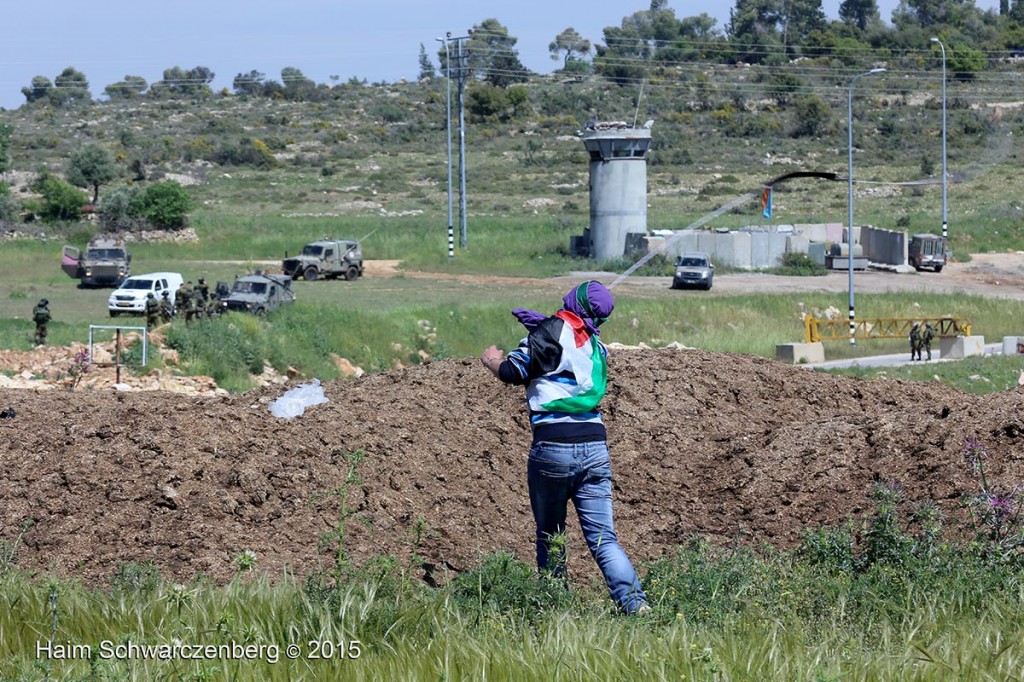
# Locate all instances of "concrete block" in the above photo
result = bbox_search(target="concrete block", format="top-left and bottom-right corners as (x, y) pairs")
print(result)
(939, 335), (986, 359)
(775, 342), (825, 364)
(1002, 336), (1024, 356)
(730, 231), (752, 270)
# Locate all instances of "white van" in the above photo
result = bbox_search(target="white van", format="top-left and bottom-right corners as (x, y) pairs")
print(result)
(107, 272), (184, 317)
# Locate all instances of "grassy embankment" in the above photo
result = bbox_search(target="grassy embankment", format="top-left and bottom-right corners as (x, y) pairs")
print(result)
(2, 471), (1024, 680)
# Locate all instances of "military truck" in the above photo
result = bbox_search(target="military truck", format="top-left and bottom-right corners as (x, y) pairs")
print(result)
(61, 237), (131, 287)
(908, 233), (947, 272)
(217, 273), (295, 315)
(282, 239), (363, 281)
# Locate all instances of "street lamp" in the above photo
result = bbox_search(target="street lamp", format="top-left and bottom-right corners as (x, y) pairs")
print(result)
(436, 35), (454, 259)
(847, 67), (886, 345)
(930, 37), (948, 239)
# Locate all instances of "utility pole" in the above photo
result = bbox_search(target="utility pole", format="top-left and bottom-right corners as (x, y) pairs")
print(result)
(436, 35), (454, 259)
(438, 32), (470, 251)
(455, 35), (469, 249)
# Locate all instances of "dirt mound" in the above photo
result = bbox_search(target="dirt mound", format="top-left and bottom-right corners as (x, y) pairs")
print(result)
(2, 348), (1023, 586)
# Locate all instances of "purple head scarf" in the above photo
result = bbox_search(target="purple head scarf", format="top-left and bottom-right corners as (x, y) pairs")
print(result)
(512, 280), (614, 336)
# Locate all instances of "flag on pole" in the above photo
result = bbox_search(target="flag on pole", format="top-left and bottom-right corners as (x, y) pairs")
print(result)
(761, 187), (773, 219)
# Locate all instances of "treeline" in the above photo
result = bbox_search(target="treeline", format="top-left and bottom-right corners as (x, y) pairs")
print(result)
(14, 0), (1024, 108)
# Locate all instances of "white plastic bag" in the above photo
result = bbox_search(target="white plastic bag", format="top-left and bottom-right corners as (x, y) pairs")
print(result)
(269, 379), (330, 419)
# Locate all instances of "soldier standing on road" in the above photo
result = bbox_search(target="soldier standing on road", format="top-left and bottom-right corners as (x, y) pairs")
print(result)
(922, 322), (935, 361)
(32, 298), (51, 346)
(144, 292), (161, 328)
(909, 321), (922, 361)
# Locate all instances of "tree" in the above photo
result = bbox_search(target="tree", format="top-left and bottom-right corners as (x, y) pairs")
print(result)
(839, 0), (881, 31)
(781, 0), (827, 52)
(66, 143), (119, 204)
(418, 44), (437, 80)
(21, 76), (53, 104)
(152, 66), (214, 97)
(281, 67), (316, 100)
(728, 0), (785, 62)
(549, 27), (592, 67)
(466, 19), (531, 87)
(104, 75), (148, 100)
(52, 67), (91, 105)
(233, 70), (265, 96)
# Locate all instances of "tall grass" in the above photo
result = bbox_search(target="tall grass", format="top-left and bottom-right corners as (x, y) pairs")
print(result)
(2, 540), (1023, 680)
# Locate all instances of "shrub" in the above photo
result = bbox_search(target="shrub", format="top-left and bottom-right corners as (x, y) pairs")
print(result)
(34, 176), (87, 223)
(0, 183), (18, 223)
(131, 180), (193, 229)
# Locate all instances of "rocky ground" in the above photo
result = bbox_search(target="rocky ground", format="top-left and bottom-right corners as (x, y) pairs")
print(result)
(1, 253), (1023, 587)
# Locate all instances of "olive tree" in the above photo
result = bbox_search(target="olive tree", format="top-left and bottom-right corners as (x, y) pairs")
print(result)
(66, 144), (119, 204)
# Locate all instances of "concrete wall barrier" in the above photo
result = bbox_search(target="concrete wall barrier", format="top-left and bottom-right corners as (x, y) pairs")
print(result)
(1002, 336), (1024, 356)
(775, 342), (825, 364)
(861, 225), (907, 265)
(939, 335), (986, 359)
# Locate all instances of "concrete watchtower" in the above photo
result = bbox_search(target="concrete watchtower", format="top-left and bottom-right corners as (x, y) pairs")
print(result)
(581, 122), (651, 262)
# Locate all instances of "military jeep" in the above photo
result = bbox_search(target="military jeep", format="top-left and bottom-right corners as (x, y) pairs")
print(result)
(217, 273), (295, 315)
(61, 237), (132, 287)
(282, 239), (363, 281)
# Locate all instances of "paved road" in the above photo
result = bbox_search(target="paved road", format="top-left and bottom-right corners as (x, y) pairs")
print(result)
(810, 342), (1004, 370)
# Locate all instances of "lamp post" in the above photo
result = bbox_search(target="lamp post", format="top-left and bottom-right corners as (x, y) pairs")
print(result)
(847, 67), (886, 346)
(436, 35), (454, 259)
(930, 37), (948, 239)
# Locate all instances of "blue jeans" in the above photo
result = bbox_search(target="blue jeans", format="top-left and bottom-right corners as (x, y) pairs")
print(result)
(527, 440), (647, 613)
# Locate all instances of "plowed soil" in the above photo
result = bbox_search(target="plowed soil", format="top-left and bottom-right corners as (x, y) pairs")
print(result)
(2, 348), (1023, 586)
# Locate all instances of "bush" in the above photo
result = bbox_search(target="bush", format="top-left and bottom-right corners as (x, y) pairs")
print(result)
(97, 184), (143, 230)
(131, 180), (193, 229)
(34, 176), (87, 223)
(0, 183), (18, 223)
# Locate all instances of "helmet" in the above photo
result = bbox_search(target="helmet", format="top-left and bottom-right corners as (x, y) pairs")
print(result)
(925, 322), (933, 328)
(147, 292), (155, 298)
(39, 299), (48, 306)
(912, 321), (919, 328)
(161, 290), (169, 297)
(198, 277), (206, 284)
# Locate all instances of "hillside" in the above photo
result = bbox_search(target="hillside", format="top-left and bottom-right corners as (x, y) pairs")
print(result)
(2, 68), (1023, 248)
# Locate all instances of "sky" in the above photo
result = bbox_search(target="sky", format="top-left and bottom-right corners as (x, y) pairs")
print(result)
(0, 0), (1003, 110)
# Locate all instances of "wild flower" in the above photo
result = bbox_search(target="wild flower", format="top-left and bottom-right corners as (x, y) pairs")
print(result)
(961, 437), (1024, 561)
(65, 349), (91, 391)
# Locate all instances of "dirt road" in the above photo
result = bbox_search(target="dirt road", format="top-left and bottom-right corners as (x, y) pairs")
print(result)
(363, 252), (1024, 300)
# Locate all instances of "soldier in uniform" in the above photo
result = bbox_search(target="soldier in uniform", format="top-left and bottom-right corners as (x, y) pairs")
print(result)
(195, 277), (211, 318)
(175, 281), (191, 321)
(159, 290), (174, 323)
(33, 298), (51, 346)
(921, 322), (935, 361)
(181, 281), (197, 324)
(909, 321), (922, 361)
(144, 292), (161, 328)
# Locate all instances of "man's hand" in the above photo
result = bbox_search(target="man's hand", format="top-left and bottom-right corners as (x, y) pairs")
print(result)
(481, 345), (504, 376)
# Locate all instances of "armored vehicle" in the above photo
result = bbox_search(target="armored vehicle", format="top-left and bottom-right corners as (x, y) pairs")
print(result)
(218, 273), (295, 315)
(671, 252), (714, 290)
(908, 233), (947, 272)
(61, 237), (131, 287)
(282, 239), (363, 281)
